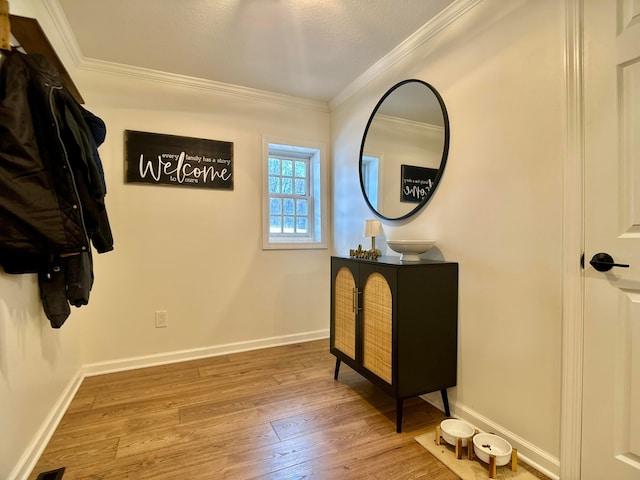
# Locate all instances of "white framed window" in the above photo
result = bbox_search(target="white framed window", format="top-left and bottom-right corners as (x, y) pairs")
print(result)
(262, 136), (328, 250)
(361, 154), (380, 210)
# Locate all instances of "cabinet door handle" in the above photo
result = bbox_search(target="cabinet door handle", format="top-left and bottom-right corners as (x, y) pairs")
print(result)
(353, 288), (361, 313)
(353, 288), (357, 313)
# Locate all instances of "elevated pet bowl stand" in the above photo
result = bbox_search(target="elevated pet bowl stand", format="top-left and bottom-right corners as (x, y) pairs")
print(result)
(434, 426), (518, 479)
(435, 424), (476, 460)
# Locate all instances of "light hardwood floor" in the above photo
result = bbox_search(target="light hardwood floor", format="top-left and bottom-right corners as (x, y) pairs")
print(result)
(28, 340), (544, 479)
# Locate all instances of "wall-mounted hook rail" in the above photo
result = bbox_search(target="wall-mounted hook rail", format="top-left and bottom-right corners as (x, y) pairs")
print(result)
(8, 14), (84, 104)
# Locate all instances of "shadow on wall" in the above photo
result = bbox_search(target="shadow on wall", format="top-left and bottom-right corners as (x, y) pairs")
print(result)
(0, 272), (63, 382)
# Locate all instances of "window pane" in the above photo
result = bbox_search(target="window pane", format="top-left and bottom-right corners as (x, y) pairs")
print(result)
(296, 199), (307, 215)
(296, 217), (308, 233)
(268, 158), (280, 175)
(295, 161), (306, 178)
(282, 177), (293, 195)
(269, 176), (280, 193)
(282, 160), (293, 176)
(270, 198), (282, 214)
(283, 198), (295, 215)
(283, 216), (295, 233)
(270, 216), (282, 233)
(265, 143), (323, 247)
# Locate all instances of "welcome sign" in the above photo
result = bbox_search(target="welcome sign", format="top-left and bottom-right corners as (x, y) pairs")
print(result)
(124, 130), (234, 190)
(400, 164), (438, 203)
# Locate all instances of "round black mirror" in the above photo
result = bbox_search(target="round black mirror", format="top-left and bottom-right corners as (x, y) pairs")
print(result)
(359, 79), (450, 220)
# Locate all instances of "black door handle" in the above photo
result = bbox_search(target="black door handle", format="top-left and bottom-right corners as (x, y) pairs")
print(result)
(589, 252), (630, 272)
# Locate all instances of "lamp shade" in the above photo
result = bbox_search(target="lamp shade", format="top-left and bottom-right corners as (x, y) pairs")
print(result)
(364, 219), (383, 237)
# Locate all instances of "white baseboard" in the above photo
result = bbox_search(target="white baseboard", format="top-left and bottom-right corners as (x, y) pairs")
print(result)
(10, 370), (84, 480)
(421, 392), (560, 480)
(83, 329), (330, 376)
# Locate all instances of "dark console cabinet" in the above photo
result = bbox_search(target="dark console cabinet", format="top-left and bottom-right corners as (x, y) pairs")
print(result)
(330, 256), (458, 432)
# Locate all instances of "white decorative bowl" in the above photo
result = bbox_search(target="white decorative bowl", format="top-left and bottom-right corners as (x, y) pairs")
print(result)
(440, 419), (474, 447)
(472, 433), (513, 466)
(386, 240), (436, 261)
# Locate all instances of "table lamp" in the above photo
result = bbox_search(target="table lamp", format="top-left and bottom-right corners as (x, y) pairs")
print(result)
(364, 219), (383, 254)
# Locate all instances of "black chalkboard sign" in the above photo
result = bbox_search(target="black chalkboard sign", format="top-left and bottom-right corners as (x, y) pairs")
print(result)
(401, 164), (438, 203)
(124, 130), (233, 190)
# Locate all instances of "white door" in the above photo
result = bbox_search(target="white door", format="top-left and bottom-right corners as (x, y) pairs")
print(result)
(582, 1), (640, 479)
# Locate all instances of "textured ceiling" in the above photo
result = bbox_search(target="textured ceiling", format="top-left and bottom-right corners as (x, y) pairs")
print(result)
(57, 0), (456, 102)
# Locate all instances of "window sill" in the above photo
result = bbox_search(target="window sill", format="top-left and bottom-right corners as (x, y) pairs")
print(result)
(263, 240), (328, 251)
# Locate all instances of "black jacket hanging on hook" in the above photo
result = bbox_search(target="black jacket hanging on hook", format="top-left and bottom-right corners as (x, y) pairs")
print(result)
(0, 49), (113, 327)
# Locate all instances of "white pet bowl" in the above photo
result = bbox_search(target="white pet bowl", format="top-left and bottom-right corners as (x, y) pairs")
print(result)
(386, 240), (435, 261)
(440, 419), (474, 447)
(472, 433), (513, 466)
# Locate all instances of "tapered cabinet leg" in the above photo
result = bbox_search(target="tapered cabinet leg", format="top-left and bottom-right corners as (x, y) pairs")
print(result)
(441, 388), (451, 417)
(334, 358), (341, 380)
(396, 398), (404, 433)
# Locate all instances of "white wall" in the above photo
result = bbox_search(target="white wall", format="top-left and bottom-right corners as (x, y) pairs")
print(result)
(0, 274), (85, 479)
(332, 0), (563, 476)
(71, 70), (331, 366)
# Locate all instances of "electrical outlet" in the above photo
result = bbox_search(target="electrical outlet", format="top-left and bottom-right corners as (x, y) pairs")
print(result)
(155, 310), (168, 328)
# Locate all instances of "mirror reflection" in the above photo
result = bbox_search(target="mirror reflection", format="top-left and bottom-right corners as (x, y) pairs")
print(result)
(360, 79), (450, 220)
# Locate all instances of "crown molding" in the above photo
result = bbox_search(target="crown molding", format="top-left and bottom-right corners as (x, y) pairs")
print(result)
(42, 0), (84, 66)
(376, 114), (444, 134)
(44, 0), (481, 113)
(329, 0), (483, 110)
(43, 0), (328, 113)
(78, 57), (330, 112)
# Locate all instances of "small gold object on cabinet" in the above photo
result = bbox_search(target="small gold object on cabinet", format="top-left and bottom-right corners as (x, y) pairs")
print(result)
(349, 244), (380, 260)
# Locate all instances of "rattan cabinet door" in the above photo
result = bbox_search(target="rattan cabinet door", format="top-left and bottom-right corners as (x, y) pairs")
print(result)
(362, 272), (392, 384)
(333, 266), (357, 360)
